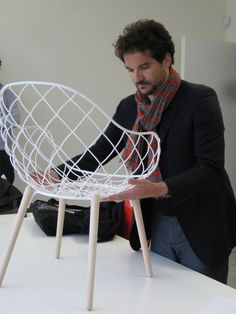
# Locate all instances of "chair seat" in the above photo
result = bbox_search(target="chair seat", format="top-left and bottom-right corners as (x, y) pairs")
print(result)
(28, 178), (132, 200)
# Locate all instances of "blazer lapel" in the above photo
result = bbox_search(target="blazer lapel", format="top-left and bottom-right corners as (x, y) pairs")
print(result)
(158, 93), (182, 144)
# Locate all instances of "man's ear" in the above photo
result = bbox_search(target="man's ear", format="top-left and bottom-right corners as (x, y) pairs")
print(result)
(163, 53), (172, 69)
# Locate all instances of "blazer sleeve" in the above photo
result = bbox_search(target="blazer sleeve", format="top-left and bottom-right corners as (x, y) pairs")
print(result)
(165, 86), (226, 203)
(56, 96), (136, 180)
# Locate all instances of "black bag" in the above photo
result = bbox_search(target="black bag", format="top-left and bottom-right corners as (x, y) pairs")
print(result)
(30, 198), (123, 242)
(0, 177), (11, 198)
(0, 178), (22, 213)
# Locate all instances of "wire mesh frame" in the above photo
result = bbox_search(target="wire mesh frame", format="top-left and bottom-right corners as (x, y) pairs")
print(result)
(0, 81), (161, 200)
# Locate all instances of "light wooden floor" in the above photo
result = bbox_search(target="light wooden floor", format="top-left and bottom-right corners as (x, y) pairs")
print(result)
(228, 247), (236, 289)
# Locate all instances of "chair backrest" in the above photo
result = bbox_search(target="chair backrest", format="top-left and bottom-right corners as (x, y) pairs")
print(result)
(0, 81), (160, 200)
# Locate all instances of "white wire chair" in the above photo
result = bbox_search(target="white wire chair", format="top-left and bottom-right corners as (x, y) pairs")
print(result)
(0, 81), (161, 311)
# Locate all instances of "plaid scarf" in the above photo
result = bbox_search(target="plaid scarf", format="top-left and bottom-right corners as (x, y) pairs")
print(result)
(123, 67), (181, 182)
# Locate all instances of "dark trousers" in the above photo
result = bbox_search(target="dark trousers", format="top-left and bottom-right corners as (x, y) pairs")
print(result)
(151, 211), (228, 284)
(0, 150), (15, 184)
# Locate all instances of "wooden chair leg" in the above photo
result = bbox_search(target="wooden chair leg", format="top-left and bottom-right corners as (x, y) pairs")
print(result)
(130, 199), (153, 278)
(0, 186), (34, 286)
(55, 198), (66, 259)
(86, 194), (100, 311)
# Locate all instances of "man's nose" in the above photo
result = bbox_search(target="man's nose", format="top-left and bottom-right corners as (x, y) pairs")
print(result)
(133, 70), (144, 83)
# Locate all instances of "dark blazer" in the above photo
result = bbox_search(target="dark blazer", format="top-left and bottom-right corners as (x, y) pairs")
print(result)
(58, 80), (236, 266)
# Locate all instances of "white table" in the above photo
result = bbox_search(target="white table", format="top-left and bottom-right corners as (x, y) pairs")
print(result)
(0, 213), (236, 314)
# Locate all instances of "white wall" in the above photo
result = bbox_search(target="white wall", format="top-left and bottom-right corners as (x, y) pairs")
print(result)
(226, 0), (236, 42)
(0, 0), (227, 114)
(0, 0), (228, 191)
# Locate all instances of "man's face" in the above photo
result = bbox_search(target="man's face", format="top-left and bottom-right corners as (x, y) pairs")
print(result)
(124, 50), (170, 97)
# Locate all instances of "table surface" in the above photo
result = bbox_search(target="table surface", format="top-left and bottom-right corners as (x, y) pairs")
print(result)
(0, 213), (236, 314)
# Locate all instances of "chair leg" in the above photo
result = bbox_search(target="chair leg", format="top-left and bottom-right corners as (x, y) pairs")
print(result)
(0, 186), (34, 286)
(86, 194), (100, 311)
(55, 198), (66, 259)
(130, 199), (153, 278)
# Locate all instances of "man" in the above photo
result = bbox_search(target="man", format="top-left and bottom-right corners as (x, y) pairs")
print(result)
(0, 58), (20, 186)
(32, 19), (236, 283)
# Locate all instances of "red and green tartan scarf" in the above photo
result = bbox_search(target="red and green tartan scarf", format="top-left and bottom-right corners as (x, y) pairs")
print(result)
(123, 67), (181, 182)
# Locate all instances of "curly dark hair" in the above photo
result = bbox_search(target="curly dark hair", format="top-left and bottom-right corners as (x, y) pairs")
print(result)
(114, 19), (175, 64)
